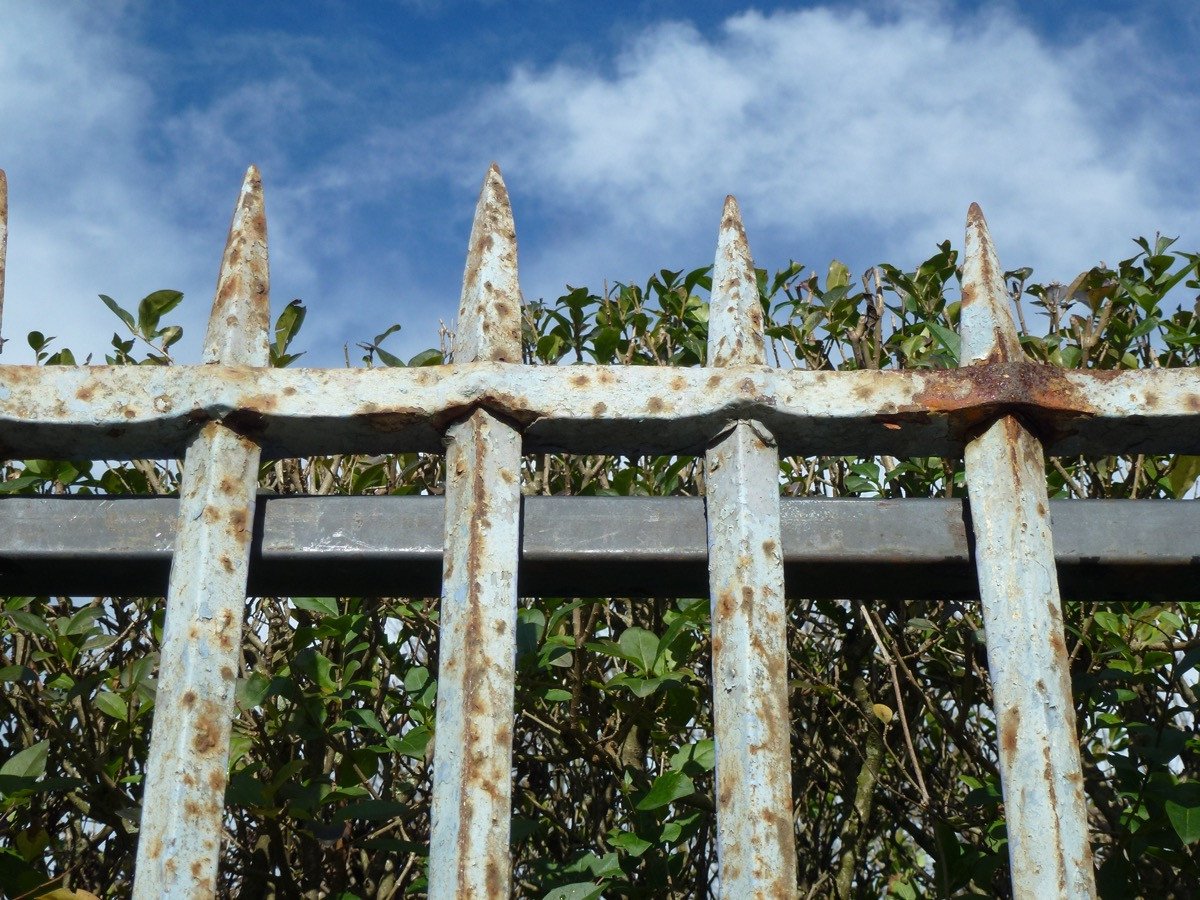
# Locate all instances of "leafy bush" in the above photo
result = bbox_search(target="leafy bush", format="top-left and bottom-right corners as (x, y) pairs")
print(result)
(1, 235), (1198, 898)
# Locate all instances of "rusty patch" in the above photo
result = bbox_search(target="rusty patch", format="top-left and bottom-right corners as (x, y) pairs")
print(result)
(192, 708), (222, 755)
(1000, 706), (1021, 759)
(182, 690), (197, 708)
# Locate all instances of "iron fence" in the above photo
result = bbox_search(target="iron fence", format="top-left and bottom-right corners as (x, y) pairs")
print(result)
(1, 164), (1197, 898)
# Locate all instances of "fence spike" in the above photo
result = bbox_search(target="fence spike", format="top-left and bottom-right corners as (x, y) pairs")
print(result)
(710, 195), (765, 368)
(133, 167), (270, 900)
(203, 166), (270, 367)
(960, 202), (1022, 365)
(0, 169), (7, 354)
(428, 165), (524, 898)
(453, 162), (521, 364)
(704, 196), (797, 897)
(959, 204), (1096, 898)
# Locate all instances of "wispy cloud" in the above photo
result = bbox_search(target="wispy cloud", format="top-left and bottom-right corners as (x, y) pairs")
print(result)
(456, 4), (1199, 308)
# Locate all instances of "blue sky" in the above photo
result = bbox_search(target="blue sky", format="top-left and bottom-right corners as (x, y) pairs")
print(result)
(1, 0), (1197, 365)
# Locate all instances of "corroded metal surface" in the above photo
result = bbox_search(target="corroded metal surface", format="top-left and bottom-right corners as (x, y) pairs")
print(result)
(133, 168), (269, 900)
(704, 197), (796, 897)
(428, 165), (523, 898)
(960, 204), (1096, 899)
(0, 169), (7, 351)
(0, 362), (1196, 460)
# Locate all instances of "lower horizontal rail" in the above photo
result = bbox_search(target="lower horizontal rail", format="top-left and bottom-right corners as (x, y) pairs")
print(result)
(0, 495), (1193, 600)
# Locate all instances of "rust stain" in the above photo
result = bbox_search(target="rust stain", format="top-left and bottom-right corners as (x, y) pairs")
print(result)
(193, 708), (222, 755)
(1000, 706), (1021, 759)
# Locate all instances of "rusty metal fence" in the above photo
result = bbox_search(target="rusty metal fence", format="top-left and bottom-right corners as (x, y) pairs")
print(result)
(1, 164), (1197, 898)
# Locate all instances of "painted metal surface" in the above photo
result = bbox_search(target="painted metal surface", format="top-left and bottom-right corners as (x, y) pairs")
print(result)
(1, 165), (1193, 898)
(2, 495), (1197, 600)
(959, 204), (1096, 898)
(133, 168), (270, 899)
(0, 168), (7, 351)
(703, 197), (796, 897)
(0, 359), (1196, 461)
(428, 165), (524, 898)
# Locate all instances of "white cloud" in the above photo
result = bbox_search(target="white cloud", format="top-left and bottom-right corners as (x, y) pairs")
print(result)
(0, 3), (221, 362)
(459, 4), (1199, 304)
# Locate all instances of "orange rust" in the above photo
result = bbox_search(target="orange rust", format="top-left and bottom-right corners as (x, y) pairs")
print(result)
(571, 372), (590, 387)
(182, 690), (197, 707)
(1000, 706), (1020, 759)
(647, 396), (665, 413)
(762, 539), (776, 555)
(591, 401), (607, 416)
(221, 665), (234, 681)
(192, 708), (222, 755)
(230, 509), (249, 539)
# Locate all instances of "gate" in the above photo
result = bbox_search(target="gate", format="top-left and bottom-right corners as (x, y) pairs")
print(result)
(0, 164), (1196, 898)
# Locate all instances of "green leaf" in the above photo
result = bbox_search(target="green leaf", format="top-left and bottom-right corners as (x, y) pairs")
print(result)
(94, 690), (128, 721)
(826, 259), (850, 290)
(1166, 785), (1200, 844)
(341, 708), (386, 734)
(273, 299), (307, 358)
(390, 725), (431, 760)
(637, 770), (694, 810)
(618, 626), (659, 676)
(292, 597), (340, 616)
(99, 294), (136, 332)
(7, 610), (52, 639)
(136, 289), (184, 337)
(671, 739), (715, 773)
(927, 322), (960, 361)
(408, 348), (443, 367)
(609, 830), (652, 856)
(0, 741), (49, 779)
(542, 883), (605, 900)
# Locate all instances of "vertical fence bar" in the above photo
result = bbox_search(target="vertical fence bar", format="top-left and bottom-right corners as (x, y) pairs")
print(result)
(133, 167), (270, 899)
(959, 204), (1096, 898)
(428, 164), (524, 898)
(0, 169), (7, 351)
(704, 197), (797, 897)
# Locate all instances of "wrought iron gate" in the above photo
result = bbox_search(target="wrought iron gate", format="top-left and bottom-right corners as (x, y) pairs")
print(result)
(1, 164), (1197, 898)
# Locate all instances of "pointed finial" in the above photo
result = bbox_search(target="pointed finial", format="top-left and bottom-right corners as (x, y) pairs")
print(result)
(454, 164), (522, 364)
(708, 195), (764, 367)
(0, 169), (8, 354)
(203, 166), (270, 366)
(960, 203), (1022, 366)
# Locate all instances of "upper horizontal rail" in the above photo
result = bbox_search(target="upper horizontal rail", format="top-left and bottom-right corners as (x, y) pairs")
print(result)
(0, 362), (1197, 459)
(1, 495), (1194, 600)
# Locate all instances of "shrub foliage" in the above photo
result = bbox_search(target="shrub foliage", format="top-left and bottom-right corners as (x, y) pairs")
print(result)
(1, 236), (1199, 898)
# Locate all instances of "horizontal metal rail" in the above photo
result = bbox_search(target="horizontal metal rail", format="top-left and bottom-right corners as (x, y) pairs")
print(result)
(0, 363), (1197, 459)
(1, 495), (1194, 600)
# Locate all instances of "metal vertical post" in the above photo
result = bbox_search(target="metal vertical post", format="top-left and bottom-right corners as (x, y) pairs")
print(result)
(133, 168), (270, 899)
(428, 164), (524, 898)
(0, 169), (7, 351)
(960, 204), (1096, 898)
(704, 197), (797, 897)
